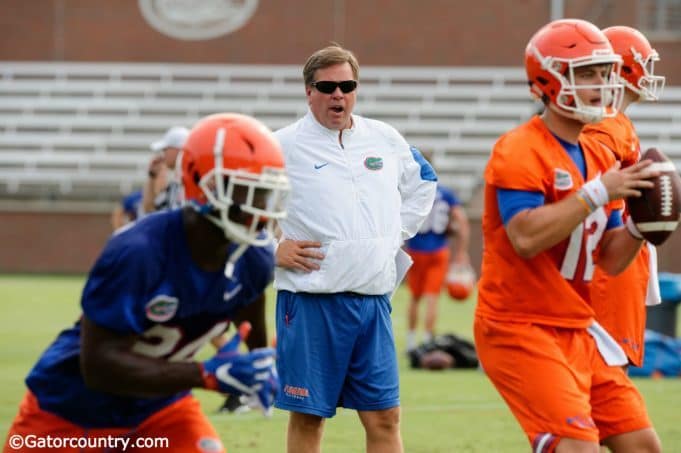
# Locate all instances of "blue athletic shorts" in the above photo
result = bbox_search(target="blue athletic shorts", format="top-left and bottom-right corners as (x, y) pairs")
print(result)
(274, 290), (400, 418)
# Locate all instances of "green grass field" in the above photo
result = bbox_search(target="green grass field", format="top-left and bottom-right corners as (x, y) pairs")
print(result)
(1, 274), (680, 452)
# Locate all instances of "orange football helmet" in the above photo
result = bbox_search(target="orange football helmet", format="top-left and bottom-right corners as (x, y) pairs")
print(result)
(603, 26), (665, 101)
(446, 263), (476, 302)
(525, 18), (623, 123)
(181, 113), (289, 248)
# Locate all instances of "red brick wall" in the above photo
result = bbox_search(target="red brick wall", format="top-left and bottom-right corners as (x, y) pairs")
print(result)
(0, 212), (112, 274)
(1, 0), (679, 83)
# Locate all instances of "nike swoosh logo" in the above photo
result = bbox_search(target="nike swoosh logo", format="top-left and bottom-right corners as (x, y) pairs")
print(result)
(314, 163), (329, 170)
(223, 284), (243, 302)
(215, 363), (253, 394)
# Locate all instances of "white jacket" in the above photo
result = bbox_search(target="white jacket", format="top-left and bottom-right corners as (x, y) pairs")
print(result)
(274, 110), (437, 294)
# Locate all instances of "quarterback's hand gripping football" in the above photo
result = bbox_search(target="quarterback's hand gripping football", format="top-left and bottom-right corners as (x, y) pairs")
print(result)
(601, 159), (657, 201)
(199, 322), (279, 417)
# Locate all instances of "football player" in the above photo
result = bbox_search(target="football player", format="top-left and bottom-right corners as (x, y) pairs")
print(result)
(404, 146), (472, 351)
(475, 19), (662, 452)
(3, 113), (290, 453)
(583, 26), (665, 368)
(145, 123), (274, 415)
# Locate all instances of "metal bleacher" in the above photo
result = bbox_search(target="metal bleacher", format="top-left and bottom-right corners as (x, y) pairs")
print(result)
(1, 62), (680, 208)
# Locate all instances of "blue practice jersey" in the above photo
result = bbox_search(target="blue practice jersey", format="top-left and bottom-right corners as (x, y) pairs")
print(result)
(406, 185), (460, 252)
(26, 209), (274, 428)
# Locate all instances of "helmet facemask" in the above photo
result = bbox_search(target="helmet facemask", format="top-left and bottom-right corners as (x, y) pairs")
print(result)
(625, 47), (665, 101)
(198, 167), (289, 247)
(189, 127), (290, 277)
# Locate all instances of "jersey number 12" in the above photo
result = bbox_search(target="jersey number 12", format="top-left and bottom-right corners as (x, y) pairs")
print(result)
(560, 209), (608, 281)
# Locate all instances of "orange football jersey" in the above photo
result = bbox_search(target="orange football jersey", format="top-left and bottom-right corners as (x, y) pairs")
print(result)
(582, 111), (641, 167)
(583, 112), (649, 366)
(589, 246), (649, 365)
(477, 116), (619, 328)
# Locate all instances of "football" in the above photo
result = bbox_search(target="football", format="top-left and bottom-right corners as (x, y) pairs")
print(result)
(419, 350), (455, 370)
(627, 147), (681, 245)
(445, 264), (476, 302)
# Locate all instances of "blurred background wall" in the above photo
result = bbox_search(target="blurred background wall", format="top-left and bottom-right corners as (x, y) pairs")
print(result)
(1, 0), (680, 273)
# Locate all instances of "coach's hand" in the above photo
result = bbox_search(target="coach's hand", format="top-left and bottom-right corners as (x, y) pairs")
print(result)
(199, 322), (279, 416)
(276, 239), (324, 272)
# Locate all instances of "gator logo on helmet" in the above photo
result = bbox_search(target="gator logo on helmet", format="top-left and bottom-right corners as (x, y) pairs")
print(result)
(364, 156), (383, 171)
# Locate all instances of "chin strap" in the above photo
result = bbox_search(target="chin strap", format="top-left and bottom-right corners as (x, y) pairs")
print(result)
(224, 243), (249, 278)
(196, 207), (251, 278)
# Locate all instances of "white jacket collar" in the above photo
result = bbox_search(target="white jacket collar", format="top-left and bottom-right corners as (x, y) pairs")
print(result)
(305, 109), (356, 139)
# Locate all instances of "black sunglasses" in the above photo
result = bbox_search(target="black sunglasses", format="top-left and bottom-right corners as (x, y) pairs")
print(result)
(311, 80), (358, 94)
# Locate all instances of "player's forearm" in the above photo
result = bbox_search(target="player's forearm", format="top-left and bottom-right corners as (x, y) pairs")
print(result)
(81, 351), (205, 398)
(80, 316), (206, 398)
(233, 295), (268, 349)
(506, 194), (589, 258)
(141, 178), (157, 213)
(596, 227), (643, 275)
(449, 231), (469, 263)
(450, 208), (470, 260)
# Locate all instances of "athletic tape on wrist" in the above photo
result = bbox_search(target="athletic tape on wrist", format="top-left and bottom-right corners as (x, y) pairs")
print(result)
(575, 190), (595, 213)
(581, 178), (609, 209)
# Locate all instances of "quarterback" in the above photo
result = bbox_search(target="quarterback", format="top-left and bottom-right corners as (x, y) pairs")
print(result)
(475, 19), (661, 452)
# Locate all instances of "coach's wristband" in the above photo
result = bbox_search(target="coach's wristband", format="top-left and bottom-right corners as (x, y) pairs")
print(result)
(625, 216), (644, 240)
